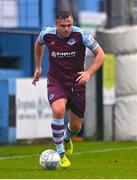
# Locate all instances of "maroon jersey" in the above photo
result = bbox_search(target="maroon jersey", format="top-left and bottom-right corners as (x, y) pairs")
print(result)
(38, 26), (100, 88)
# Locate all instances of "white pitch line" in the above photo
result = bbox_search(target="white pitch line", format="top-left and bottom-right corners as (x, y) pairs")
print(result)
(0, 154), (38, 161)
(0, 146), (137, 161)
(75, 146), (137, 155)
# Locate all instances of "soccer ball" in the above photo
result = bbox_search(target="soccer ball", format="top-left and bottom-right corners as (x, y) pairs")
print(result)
(39, 149), (61, 170)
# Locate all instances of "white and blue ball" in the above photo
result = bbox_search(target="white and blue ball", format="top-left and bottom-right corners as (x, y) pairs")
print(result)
(39, 149), (61, 170)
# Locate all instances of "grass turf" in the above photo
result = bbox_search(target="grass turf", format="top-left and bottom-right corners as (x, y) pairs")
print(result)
(0, 141), (137, 179)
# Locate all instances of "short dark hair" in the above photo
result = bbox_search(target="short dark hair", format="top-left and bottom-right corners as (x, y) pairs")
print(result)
(56, 10), (72, 20)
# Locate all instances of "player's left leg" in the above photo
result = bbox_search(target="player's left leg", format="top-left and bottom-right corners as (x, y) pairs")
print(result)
(64, 110), (83, 156)
(63, 85), (85, 156)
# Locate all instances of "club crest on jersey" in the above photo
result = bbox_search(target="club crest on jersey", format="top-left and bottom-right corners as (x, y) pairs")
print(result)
(67, 38), (76, 45)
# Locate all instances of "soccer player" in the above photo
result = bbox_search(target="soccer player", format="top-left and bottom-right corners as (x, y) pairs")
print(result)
(32, 10), (105, 168)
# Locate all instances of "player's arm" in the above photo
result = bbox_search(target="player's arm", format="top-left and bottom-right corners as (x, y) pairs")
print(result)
(32, 37), (45, 86)
(86, 46), (105, 76)
(76, 29), (105, 85)
(76, 47), (105, 85)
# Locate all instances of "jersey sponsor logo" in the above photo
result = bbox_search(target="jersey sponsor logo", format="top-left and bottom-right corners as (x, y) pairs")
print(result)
(67, 38), (76, 45)
(48, 93), (55, 100)
(50, 41), (55, 45)
(51, 51), (57, 58)
(51, 51), (76, 58)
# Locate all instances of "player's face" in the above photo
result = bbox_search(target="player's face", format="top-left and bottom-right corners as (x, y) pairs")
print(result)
(56, 16), (73, 38)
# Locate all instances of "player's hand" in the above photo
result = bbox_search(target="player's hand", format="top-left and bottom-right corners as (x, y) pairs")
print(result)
(76, 71), (91, 85)
(32, 67), (42, 86)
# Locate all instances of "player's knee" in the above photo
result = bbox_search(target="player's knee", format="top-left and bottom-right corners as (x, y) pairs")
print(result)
(71, 124), (81, 132)
(52, 106), (65, 118)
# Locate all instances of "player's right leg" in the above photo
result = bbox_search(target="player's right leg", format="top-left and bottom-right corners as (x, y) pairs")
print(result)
(50, 99), (71, 168)
(59, 152), (71, 168)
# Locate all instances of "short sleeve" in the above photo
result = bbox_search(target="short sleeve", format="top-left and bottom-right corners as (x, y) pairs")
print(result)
(38, 27), (56, 45)
(38, 27), (48, 44)
(82, 30), (100, 51)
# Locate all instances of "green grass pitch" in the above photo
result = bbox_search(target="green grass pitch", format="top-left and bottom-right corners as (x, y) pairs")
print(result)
(0, 141), (137, 179)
